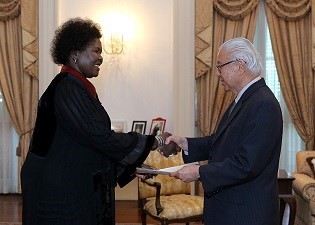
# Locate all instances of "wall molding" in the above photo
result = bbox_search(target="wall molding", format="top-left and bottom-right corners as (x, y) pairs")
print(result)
(173, 0), (195, 137)
(38, 0), (58, 95)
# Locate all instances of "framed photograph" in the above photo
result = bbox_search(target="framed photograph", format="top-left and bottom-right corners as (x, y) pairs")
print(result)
(132, 121), (147, 134)
(149, 117), (166, 136)
(111, 120), (127, 133)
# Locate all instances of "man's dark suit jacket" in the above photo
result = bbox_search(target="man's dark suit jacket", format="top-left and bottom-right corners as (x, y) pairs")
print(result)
(184, 78), (283, 225)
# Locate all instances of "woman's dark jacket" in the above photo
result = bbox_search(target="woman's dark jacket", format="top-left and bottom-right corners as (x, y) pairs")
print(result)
(21, 71), (154, 225)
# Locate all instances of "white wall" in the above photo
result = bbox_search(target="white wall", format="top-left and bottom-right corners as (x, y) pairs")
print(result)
(51, 0), (174, 134)
(39, 0), (195, 200)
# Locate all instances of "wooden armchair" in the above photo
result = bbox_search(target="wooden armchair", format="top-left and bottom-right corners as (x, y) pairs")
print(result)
(138, 151), (203, 225)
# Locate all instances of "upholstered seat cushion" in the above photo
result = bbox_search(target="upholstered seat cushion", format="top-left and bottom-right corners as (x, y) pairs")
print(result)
(144, 194), (204, 220)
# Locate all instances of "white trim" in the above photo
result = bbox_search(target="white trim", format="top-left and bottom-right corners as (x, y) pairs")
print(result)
(173, 0), (195, 137)
(39, 1), (59, 96)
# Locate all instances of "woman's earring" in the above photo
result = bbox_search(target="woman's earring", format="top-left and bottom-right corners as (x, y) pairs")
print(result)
(72, 57), (77, 64)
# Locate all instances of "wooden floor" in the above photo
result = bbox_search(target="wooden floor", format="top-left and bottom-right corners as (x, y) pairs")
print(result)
(0, 195), (290, 224)
(0, 195), (22, 223)
(0, 195), (202, 224)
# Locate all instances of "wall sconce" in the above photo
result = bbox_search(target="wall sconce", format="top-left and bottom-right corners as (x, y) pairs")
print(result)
(100, 11), (135, 65)
(103, 33), (124, 64)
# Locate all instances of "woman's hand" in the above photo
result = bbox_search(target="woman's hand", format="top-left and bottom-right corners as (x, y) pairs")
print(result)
(135, 164), (157, 180)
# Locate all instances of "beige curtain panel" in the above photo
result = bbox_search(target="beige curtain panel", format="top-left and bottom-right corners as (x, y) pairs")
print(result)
(0, 0), (20, 21)
(195, 0), (314, 149)
(0, 0), (38, 192)
(265, 0), (315, 149)
(195, 0), (259, 137)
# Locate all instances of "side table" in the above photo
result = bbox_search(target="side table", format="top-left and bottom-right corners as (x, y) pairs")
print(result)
(278, 169), (296, 225)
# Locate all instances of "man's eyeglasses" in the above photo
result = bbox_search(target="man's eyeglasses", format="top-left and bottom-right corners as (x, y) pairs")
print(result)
(216, 59), (239, 73)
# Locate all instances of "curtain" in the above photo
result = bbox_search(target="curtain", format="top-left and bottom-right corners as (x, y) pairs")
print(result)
(279, 93), (304, 172)
(194, 0), (259, 195)
(265, 0), (315, 150)
(195, 0), (314, 171)
(195, 0), (259, 136)
(0, 0), (38, 192)
(254, 1), (305, 173)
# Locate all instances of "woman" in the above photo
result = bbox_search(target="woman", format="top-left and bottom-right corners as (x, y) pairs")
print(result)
(21, 17), (165, 225)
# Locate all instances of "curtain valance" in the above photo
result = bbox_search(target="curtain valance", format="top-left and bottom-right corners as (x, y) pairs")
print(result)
(0, 0), (20, 21)
(266, 0), (310, 21)
(213, 0), (259, 20)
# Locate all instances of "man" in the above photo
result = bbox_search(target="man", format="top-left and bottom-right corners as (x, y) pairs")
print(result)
(164, 37), (283, 225)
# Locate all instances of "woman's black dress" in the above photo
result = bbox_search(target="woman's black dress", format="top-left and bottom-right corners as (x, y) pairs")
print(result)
(21, 71), (154, 225)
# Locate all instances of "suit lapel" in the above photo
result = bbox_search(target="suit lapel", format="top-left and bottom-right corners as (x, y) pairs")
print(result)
(212, 102), (241, 144)
(211, 78), (267, 146)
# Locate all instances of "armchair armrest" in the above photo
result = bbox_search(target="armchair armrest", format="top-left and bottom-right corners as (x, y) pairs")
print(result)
(292, 172), (315, 201)
(142, 179), (163, 215)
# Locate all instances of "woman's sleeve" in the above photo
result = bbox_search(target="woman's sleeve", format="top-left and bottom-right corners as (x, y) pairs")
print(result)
(54, 77), (155, 167)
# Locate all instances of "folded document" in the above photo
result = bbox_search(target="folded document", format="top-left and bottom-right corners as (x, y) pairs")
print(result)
(136, 162), (199, 175)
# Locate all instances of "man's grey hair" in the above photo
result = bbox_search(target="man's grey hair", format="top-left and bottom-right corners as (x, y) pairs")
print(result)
(219, 37), (263, 76)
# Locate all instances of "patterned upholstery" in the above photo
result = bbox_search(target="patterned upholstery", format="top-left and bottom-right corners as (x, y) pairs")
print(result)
(138, 150), (204, 225)
(292, 150), (315, 225)
(296, 151), (315, 178)
(144, 194), (203, 220)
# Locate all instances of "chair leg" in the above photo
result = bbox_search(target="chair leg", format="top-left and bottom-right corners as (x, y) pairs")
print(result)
(140, 211), (147, 225)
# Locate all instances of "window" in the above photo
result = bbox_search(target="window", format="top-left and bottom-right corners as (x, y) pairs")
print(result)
(0, 90), (18, 193)
(265, 34), (281, 101)
(254, 1), (304, 173)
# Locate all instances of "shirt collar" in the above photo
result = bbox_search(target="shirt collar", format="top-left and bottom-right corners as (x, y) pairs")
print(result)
(235, 76), (261, 103)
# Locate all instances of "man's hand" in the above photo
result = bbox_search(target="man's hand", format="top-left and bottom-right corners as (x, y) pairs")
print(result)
(170, 165), (200, 182)
(165, 135), (188, 151)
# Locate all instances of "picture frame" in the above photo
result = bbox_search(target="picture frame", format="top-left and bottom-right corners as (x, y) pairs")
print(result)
(111, 120), (127, 133)
(149, 117), (166, 136)
(131, 121), (147, 134)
